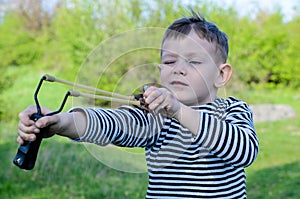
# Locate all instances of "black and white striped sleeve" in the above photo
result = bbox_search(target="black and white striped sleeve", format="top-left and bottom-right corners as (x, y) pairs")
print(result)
(69, 106), (163, 147)
(195, 99), (259, 167)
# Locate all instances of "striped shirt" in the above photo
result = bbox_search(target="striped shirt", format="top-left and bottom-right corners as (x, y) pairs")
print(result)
(72, 96), (259, 198)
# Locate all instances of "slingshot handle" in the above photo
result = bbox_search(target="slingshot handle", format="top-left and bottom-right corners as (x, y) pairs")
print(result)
(13, 113), (44, 170)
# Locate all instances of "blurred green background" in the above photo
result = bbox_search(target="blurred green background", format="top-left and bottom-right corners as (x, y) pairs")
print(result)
(0, 0), (299, 198)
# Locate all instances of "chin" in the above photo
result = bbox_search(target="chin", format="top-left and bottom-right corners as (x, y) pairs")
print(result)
(177, 97), (198, 106)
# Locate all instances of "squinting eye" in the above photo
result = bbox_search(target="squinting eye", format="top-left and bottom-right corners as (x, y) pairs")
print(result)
(188, 60), (202, 65)
(163, 60), (176, 65)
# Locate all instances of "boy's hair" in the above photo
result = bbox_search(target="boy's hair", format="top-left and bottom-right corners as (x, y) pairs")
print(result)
(161, 10), (229, 63)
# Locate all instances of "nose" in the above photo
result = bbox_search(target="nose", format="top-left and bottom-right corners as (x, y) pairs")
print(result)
(173, 58), (187, 75)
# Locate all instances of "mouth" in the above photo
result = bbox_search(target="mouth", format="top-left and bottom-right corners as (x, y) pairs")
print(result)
(170, 80), (189, 87)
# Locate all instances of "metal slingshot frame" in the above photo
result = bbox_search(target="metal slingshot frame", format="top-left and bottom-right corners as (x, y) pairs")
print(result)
(13, 74), (143, 170)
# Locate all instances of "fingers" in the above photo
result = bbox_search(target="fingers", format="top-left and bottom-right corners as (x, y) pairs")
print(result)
(144, 87), (163, 110)
(16, 136), (25, 145)
(18, 122), (38, 141)
(17, 105), (54, 143)
(143, 86), (175, 115)
(17, 106), (39, 142)
(18, 105), (36, 126)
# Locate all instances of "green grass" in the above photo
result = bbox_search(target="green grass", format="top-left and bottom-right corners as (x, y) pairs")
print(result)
(246, 119), (300, 198)
(1, 130), (148, 199)
(1, 69), (300, 198)
(247, 161), (300, 199)
(240, 87), (300, 199)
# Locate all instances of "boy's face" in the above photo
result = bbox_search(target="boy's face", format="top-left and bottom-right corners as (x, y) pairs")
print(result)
(159, 31), (222, 106)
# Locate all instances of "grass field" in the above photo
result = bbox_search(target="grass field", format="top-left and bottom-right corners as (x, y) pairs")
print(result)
(0, 71), (299, 198)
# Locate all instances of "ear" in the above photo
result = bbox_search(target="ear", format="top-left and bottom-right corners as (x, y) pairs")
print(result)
(214, 63), (232, 88)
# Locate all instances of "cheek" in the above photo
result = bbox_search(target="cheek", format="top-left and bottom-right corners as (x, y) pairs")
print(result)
(159, 68), (170, 83)
(192, 67), (217, 83)
(188, 71), (214, 92)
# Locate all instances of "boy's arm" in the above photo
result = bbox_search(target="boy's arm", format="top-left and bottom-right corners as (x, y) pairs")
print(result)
(67, 106), (162, 147)
(173, 103), (200, 136)
(175, 100), (259, 168)
(18, 105), (159, 148)
(52, 111), (87, 139)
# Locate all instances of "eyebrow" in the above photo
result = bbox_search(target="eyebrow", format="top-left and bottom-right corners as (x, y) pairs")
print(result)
(184, 52), (202, 57)
(161, 50), (176, 58)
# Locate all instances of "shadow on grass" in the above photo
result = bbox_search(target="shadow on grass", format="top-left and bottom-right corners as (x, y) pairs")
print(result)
(247, 161), (300, 199)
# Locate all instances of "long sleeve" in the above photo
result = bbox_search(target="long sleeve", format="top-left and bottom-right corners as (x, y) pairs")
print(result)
(195, 97), (259, 167)
(70, 106), (163, 147)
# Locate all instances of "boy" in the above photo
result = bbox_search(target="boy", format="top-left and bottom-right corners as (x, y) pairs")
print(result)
(17, 11), (259, 198)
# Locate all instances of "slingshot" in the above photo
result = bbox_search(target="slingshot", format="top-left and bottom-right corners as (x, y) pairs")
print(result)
(13, 74), (148, 170)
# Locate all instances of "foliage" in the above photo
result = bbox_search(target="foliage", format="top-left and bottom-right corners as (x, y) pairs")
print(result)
(1, 0), (299, 88)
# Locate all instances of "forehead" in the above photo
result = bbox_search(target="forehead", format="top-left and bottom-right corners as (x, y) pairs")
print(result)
(161, 31), (216, 57)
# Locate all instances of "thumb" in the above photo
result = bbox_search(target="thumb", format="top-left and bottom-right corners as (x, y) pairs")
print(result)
(35, 115), (59, 129)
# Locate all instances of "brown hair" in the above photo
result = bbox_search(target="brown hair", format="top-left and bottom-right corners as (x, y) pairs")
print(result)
(161, 10), (229, 63)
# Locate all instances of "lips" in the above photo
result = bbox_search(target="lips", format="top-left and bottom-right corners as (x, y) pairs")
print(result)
(170, 80), (188, 86)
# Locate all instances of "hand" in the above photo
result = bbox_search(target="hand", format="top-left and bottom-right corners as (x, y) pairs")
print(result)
(143, 86), (181, 118)
(17, 106), (59, 145)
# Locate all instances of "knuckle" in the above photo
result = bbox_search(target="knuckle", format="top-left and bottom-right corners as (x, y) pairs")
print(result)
(18, 112), (23, 119)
